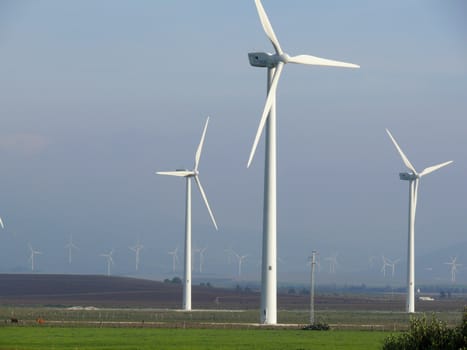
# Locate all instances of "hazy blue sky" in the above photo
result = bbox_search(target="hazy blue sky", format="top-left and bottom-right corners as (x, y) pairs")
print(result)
(0, 1), (466, 285)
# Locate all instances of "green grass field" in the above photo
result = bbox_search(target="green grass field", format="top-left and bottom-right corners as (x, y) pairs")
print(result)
(0, 326), (388, 350)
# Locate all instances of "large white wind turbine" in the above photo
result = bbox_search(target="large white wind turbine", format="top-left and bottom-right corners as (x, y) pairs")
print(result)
(65, 234), (79, 265)
(386, 129), (453, 313)
(129, 240), (144, 272)
(28, 243), (42, 272)
(247, 0), (359, 324)
(100, 250), (114, 276)
(157, 117), (218, 311)
(444, 257), (461, 283)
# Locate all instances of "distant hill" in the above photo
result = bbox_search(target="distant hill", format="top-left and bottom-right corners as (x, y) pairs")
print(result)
(0, 274), (261, 309)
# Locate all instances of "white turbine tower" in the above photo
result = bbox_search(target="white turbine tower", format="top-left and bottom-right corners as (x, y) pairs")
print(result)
(247, 0), (359, 325)
(129, 240), (144, 272)
(65, 234), (78, 265)
(444, 257), (461, 283)
(100, 250), (114, 276)
(157, 117), (218, 311)
(168, 247), (180, 273)
(28, 243), (42, 272)
(386, 129), (453, 313)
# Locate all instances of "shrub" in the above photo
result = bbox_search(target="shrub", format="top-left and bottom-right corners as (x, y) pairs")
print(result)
(382, 307), (467, 350)
(302, 322), (330, 331)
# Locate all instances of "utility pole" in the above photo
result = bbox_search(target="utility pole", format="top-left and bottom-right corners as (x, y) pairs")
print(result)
(310, 251), (317, 325)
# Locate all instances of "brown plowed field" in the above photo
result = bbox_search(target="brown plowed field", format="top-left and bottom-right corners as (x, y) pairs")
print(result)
(0, 274), (464, 312)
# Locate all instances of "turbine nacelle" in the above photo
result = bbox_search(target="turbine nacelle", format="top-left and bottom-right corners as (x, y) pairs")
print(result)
(399, 172), (417, 181)
(248, 52), (289, 68)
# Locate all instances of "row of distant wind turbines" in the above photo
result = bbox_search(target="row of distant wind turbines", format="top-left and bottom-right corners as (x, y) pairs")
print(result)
(154, 0), (456, 324)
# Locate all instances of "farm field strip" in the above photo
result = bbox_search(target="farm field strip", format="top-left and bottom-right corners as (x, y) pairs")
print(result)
(1, 306), (463, 330)
(0, 326), (389, 350)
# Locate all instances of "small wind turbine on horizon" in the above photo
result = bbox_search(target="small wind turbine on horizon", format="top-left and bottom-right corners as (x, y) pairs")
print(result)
(129, 240), (144, 272)
(64, 234), (78, 265)
(444, 257), (461, 283)
(28, 243), (42, 272)
(246, 0), (359, 325)
(232, 250), (248, 278)
(156, 117), (218, 311)
(381, 256), (400, 278)
(386, 129), (453, 313)
(198, 247), (207, 273)
(325, 253), (339, 274)
(168, 247), (180, 273)
(100, 250), (114, 276)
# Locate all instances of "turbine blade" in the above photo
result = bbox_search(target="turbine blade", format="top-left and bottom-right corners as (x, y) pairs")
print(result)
(194, 117), (210, 171)
(288, 54), (359, 68)
(247, 62), (284, 168)
(0, 217), (4, 229)
(194, 176), (218, 230)
(385, 129), (417, 174)
(419, 160), (453, 177)
(156, 170), (194, 177)
(254, 0), (283, 55)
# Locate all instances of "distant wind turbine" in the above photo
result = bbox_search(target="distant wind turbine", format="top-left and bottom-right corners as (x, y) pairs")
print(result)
(168, 247), (180, 273)
(325, 253), (339, 274)
(232, 250), (248, 277)
(28, 243), (42, 272)
(247, 0), (359, 325)
(198, 247), (207, 273)
(444, 257), (461, 283)
(129, 240), (144, 272)
(157, 117), (218, 311)
(386, 129), (453, 313)
(381, 256), (400, 278)
(100, 250), (114, 276)
(64, 234), (78, 265)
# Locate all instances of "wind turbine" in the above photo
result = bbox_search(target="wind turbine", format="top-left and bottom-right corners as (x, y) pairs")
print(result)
(381, 256), (400, 278)
(129, 239), (144, 272)
(232, 250), (248, 278)
(64, 234), (78, 265)
(247, 0), (359, 325)
(28, 243), (42, 272)
(100, 250), (114, 276)
(444, 257), (461, 283)
(198, 247), (207, 273)
(386, 129), (453, 313)
(325, 253), (339, 274)
(168, 247), (180, 273)
(381, 256), (391, 278)
(157, 117), (218, 311)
